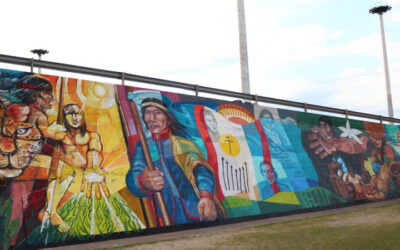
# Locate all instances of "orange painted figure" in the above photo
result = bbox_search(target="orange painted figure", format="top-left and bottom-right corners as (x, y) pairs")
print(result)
(40, 104), (110, 233)
(0, 103), (43, 178)
(1, 75), (56, 246)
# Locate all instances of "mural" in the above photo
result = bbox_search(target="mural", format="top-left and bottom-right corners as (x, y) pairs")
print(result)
(0, 70), (143, 249)
(0, 68), (399, 249)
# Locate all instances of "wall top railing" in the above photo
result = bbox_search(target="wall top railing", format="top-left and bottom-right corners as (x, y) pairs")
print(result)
(0, 53), (398, 123)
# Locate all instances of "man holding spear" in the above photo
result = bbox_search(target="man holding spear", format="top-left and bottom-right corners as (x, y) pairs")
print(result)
(126, 98), (224, 226)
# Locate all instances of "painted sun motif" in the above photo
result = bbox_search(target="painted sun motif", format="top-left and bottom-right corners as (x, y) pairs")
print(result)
(218, 103), (255, 125)
(76, 80), (115, 109)
(93, 83), (107, 98)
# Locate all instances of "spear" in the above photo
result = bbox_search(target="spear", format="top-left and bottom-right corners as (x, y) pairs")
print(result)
(49, 77), (65, 179)
(129, 101), (171, 226)
(41, 77), (65, 236)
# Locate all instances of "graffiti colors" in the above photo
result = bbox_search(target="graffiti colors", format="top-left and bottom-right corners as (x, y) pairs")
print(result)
(0, 69), (399, 249)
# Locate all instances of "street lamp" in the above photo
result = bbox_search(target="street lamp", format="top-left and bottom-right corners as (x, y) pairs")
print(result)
(369, 5), (393, 118)
(31, 49), (49, 73)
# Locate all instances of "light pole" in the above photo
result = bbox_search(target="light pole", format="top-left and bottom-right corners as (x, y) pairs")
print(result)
(369, 5), (393, 118)
(31, 49), (49, 74)
(237, 0), (250, 94)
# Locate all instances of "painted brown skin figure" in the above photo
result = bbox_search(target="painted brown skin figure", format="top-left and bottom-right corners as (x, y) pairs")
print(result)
(358, 124), (389, 201)
(141, 104), (217, 221)
(309, 119), (390, 201)
(308, 118), (369, 158)
(126, 98), (223, 225)
(2, 75), (57, 246)
(40, 104), (108, 233)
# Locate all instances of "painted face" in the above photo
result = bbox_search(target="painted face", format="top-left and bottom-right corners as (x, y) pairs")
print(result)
(259, 110), (273, 119)
(260, 161), (276, 184)
(319, 121), (334, 138)
(370, 135), (383, 148)
(37, 90), (55, 110)
(204, 111), (218, 133)
(266, 163), (275, 184)
(0, 104), (43, 178)
(143, 106), (170, 134)
(65, 107), (84, 128)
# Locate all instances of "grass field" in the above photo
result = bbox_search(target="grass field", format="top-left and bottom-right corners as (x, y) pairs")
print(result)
(116, 203), (400, 250)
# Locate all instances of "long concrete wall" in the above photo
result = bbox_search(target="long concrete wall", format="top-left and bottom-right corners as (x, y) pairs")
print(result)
(1, 68), (399, 249)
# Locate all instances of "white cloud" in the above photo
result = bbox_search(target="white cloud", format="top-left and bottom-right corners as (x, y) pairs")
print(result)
(339, 68), (366, 78)
(247, 25), (330, 70)
(388, 9), (400, 23)
(0, 0), (400, 121)
(327, 33), (400, 60)
(0, 0), (239, 79)
(329, 30), (346, 39)
(252, 77), (317, 101)
(324, 62), (400, 115)
(387, 0), (400, 5)
(330, 34), (381, 57)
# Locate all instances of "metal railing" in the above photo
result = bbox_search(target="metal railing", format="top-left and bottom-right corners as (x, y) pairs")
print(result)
(0, 53), (398, 123)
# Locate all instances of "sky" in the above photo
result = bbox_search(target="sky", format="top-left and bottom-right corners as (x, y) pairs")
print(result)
(1, 0), (400, 119)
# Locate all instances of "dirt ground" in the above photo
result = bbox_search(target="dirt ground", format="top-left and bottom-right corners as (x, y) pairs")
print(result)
(43, 198), (400, 250)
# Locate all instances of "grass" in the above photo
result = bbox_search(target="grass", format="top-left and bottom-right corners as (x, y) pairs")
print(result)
(112, 203), (400, 250)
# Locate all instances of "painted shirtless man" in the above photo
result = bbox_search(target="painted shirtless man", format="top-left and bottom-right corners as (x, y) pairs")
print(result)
(40, 104), (109, 232)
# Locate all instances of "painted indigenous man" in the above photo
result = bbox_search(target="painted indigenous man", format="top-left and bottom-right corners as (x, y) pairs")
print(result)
(2, 74), (57, 245)
(40, 104), (109, 232)
(126, 98), (224, 225)
(308, 118), (393, 201)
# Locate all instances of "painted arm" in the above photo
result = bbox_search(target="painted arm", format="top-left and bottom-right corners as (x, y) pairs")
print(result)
(194, 164), (217, 221)
(126, 141), (162, 197)
(194, 165), (214, 196)
(81, 132), (109, 200)
(87, 132), (103, 170)
(39, 123), (66, 140)
(308, 127), (369, 158)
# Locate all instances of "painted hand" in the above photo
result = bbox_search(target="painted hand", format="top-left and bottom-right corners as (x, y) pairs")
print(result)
(80, 170), (110, 200)
(140, 167), (165, 192)
(198, 197), (217, 221)
(308, 126), (337, 158)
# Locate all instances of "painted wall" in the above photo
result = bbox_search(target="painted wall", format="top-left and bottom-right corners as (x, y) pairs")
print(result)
(0, 69), (399, 249)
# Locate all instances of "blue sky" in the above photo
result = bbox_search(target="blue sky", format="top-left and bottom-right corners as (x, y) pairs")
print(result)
(245, 0), (400, 115)
(0, 0), (399, 118)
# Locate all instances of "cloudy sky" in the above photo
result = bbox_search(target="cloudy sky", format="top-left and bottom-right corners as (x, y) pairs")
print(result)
(1, 0), (399, 118)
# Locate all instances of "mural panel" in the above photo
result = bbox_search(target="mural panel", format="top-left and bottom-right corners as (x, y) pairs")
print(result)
(0, 68), (399, 249)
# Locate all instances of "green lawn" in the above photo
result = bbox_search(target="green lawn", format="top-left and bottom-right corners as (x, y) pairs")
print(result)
(116, 203), (400, 250)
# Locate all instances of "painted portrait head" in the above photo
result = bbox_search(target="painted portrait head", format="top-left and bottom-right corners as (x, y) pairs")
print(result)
(18, 74), (55, 110)
(141, 98), (183, 135)
(204, 109), (218, 133)
(318, 116), (334, 139)
(260, 161), (276, 185)
(63, 104), (87, 136)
